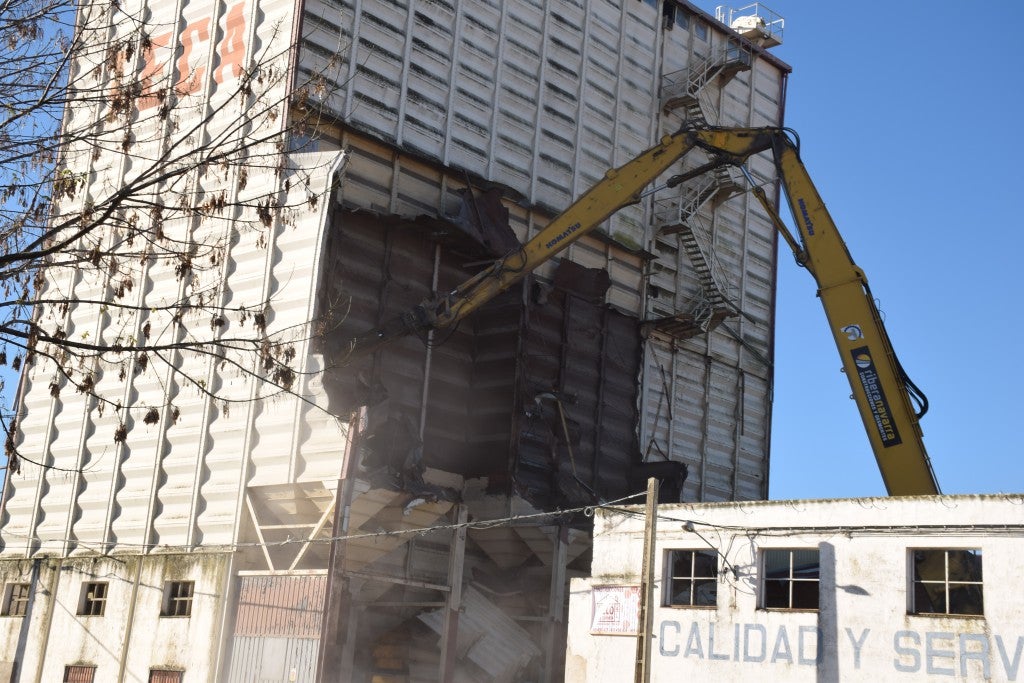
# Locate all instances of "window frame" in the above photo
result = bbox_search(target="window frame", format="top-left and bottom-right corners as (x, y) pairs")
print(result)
(663, 549), (718, 608)
(694, 19), (708, 41)
(909, 548), (984, 617)
(675, 6), (690, 30)
(160, 580), (195, 618)
(77, 582), (108, 617)
(759, 548), (820, 611)
(148, 669), (185, 683)
(1, 583), (31, 617)
(63, 665), (97, 683)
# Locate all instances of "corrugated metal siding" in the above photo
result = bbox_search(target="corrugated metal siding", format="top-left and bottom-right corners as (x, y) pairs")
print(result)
(322, 209), (516, 478)
(1, 0), (348, 557)
(233, 575), (327, 637)
(513, 264), (642, 504)
(300, 0), (662, 249)
(227, 636), (319, 683)
(418, 585), (541, 681)
(641, 335), (768, 502)
(637, 5), (782, 501)
(333, 133), (648, 314)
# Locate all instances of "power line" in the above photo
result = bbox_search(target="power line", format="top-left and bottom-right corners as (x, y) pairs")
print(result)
(0, 491), (650, 553)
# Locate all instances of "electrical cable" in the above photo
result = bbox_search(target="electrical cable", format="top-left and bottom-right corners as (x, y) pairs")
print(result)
(3, 491), (651, 553)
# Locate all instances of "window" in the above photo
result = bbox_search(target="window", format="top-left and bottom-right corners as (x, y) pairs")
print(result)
(695, 20), (708, 41)
(661, 3), (676, 29)
(149, 670), (184, 683)
(911, 549), (983, 616)
(676, 8), (690, 30)
(77, 582), (107, 616)
(161, 581), (194, 617)
(761, 549), (820, 610)
(665, 550), (717, 607)
(1, 583), (30, 617)
(63, 665), (96, 683)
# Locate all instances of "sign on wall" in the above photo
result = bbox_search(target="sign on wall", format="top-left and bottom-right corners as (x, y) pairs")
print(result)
(590, 585), (641, 636)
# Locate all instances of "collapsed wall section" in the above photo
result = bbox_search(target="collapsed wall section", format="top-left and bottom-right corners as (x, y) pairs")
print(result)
(300, 1), (789, 502)
(318, 196), (650, 509)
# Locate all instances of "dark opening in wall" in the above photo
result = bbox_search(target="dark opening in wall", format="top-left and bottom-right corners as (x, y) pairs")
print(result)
(317, 209), (654, 510)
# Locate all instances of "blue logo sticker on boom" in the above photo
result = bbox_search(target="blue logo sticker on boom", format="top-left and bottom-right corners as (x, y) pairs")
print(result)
(545, 222), (582, 250)
(798, 199), (815, 236)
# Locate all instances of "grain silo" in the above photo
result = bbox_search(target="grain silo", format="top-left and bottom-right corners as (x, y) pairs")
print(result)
(0, 1), (788, 680)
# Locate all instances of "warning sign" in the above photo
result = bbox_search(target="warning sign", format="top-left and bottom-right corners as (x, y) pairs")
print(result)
(590, 585), (641, 636)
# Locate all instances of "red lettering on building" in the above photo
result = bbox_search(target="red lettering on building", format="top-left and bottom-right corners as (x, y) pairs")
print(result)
(214, 3), (246, 84)
(132, 2), (247, 112)
(177, 18), (212, 94)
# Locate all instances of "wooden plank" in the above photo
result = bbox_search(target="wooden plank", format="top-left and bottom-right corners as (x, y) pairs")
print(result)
(440, 505), (468, 683)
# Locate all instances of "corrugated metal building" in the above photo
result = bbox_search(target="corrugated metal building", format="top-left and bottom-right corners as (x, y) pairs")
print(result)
(0, 1), (789, 680)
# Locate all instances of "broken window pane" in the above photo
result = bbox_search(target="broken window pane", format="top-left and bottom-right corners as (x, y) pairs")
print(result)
(911, 548), (983, 616)
(665, 550), (718, 607)
(761, 548), (820, 610)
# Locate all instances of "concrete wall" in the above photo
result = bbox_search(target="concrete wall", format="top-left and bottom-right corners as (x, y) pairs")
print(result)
(566, 495), (1024, 681)
(0, 553), (231, 681)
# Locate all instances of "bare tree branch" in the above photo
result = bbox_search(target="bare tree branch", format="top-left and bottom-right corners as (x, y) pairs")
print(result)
(1, 0), (350, 471)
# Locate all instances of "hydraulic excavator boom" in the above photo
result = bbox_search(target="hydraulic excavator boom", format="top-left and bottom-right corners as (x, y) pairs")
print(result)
(689, 128), (940, 495)
(342, 130), (720, 359)
(342, 125), (940, 496)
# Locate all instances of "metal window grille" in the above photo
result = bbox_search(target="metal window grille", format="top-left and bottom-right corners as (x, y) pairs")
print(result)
(761, 549), (820, 610)
(665, 550), (717, 607)
(161, 581), (194, 617)
(149, 669), (184, 683)
(911, 549), (983, 616)
(63, 665), (96, 683)
(2, 583), (30, 617)
(78, 582), (107, 616)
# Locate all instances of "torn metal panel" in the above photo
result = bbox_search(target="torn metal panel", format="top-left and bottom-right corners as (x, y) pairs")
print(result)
(451, 186), (522, 256)
(513, 260), (643, 507)
(320, 210), (661, 512)
(419, 586), (542, 683)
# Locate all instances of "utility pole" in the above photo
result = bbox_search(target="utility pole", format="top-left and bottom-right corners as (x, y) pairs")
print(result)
(633, 477), (659, 683)
(317, 408), (365, 682)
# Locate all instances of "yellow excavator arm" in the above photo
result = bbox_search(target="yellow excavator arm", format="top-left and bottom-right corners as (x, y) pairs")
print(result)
(342, 125), (940, 496)
(342, 130), (726, 358)
(689, 127), (940, 495)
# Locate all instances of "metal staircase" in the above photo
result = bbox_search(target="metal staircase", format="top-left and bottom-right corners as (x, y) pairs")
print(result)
(661, 40), (752, 121)
(646, 41), (751, 339)
(645, 216), (737, 339)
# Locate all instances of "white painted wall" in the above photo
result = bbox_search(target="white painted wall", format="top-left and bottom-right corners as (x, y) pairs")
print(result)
(0, 553), (231, 681)
(567, 495), (1024, 682)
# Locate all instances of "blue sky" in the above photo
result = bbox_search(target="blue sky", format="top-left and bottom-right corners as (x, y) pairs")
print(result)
(703, 1), (1024, 498)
